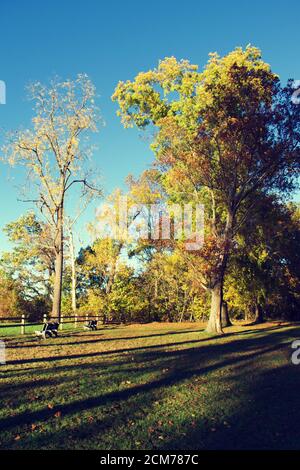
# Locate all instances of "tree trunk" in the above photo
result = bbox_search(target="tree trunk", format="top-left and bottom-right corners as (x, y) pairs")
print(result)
(51, 205), (63, 321)
(102, 312), (107, 325)
(68, 227), (77, 314)
(148, 295), (152, 322)
(254, 303), (264, 324)
(221, 301), (232, 327)
(103, 262), (117, 325)
(245, 307), (253, 322)
(206, 210), (233, 335)
(206, 282), (223, 334)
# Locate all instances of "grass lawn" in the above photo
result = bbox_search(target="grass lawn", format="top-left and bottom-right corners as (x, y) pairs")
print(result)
(0, 321), (300, 450)
(0, 320), (76, 336)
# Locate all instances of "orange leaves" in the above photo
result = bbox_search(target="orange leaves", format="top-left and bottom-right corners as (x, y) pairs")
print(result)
(47, 403), (61, 419)
(187, 234), (226, 267)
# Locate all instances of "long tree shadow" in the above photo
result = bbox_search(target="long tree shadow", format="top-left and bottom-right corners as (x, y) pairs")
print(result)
(4, 322), (292, 354)
(0, 329), (294, 436)
(4, 328), (205, 349)
(3, 325), (298, 377)
(0, 340), (285, 441)
(6, 324), (299, 369)
(4, 336), (220, 366)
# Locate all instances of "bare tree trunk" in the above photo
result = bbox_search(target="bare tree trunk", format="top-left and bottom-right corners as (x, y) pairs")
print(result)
(206, 282), (223, 334)
(51, 205), (63, 321)
(68, 226), (77, 314)
(221, 301), (232, 327)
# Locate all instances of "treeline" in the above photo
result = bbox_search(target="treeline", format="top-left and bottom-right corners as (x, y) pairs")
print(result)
(1, 193), (299, 325)
(0, 46), (299, 333)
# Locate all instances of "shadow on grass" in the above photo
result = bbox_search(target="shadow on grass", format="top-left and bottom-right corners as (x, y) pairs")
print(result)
(6, 324), (296, 369)
(4, 328), (205, 349)
(1, 324), (299, 449)
(161, 361), (300, 450)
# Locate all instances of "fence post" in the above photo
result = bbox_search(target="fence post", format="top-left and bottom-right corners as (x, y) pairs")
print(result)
(21, 314), (25, 335)
(60, 314), (63, 331)
(43, 314), (47, 324)
(75, 313), (78, 328)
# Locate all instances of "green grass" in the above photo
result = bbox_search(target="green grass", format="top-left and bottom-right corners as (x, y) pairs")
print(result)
(0, 321), (300, 450)
(0, 321), (77, 336)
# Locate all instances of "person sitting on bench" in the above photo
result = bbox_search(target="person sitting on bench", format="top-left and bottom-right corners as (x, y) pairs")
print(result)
(35, 322), (59, 339)
(83, 320), (97, 331)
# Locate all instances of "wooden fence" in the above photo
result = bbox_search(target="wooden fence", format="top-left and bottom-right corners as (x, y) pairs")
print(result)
(0, 314), (103, 335)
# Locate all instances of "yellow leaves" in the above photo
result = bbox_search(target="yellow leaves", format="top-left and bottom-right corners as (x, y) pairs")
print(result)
(158, 56), (198, 76)
(4, 75), (99, 180)
(258, 249), (269, 263)
(198, 45), (277, 111)
(112, 56), (202, 131)
(112, 47), (277, 156)
(206, 45), (265, 72)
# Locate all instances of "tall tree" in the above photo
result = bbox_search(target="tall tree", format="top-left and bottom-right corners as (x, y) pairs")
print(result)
(112, 47), (300, 333)
(3, 75), (100, 320)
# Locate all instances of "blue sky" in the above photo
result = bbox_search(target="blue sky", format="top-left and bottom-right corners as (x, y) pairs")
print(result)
(0, 0), (299, 252)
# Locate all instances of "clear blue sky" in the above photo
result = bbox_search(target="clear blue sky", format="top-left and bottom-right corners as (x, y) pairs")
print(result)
(0, 0), (299, 251)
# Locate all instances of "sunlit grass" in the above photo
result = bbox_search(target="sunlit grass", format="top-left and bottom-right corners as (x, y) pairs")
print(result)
(0, 320), (79, 336)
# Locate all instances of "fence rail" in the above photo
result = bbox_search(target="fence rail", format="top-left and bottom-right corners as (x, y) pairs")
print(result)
(0, 313), (105, 335)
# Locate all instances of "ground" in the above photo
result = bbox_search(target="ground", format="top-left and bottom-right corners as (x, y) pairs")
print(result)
(0, 321), (300, 450)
